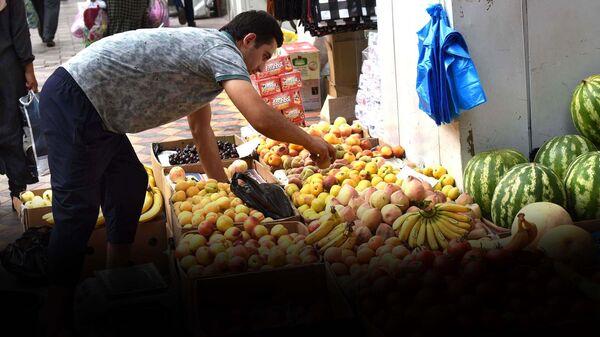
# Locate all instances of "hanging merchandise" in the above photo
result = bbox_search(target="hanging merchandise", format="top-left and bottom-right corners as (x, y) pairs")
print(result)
(270, 0), (377, 37)
(416, 4), (487, 125)
(355, 32), (384, 137)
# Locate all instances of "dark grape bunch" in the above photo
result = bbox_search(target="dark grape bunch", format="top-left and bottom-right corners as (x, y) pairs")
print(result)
(168, 141), (238, 165)
(217, 140), (239, 159)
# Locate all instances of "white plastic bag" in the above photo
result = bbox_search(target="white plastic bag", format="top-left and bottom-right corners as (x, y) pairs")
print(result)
(19, 91), (49, 177)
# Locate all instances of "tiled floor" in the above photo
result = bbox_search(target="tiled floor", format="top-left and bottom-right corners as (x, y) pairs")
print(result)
(0, 1), (321, 251)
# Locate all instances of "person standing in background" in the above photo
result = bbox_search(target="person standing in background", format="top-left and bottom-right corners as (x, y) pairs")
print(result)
(31, 0), (60, 47)
(0, 0), (39, 209)
(105, 0), (149, 36)
(173, 0), (197, 27)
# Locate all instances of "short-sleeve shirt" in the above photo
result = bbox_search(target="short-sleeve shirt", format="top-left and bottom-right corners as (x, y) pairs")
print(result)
(62, 27), (250, 134)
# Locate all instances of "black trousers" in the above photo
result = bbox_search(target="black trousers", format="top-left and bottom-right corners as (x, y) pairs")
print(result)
(0, 51), (37, 197)
(40, 67), (148, 286)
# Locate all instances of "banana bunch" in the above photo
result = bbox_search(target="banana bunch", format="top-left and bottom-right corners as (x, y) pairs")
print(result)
(317, 222), (356, 254)
(43, 209), (105, 228)
(144, 165), (157, 188)
(139, 186), (163, 223)
(304, 206), (343, 245)
(393, 203), (472, 250)
(41, 187), (163, 226)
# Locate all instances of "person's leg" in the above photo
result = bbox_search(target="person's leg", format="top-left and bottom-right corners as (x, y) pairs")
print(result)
(102, 136), (148, 269)
(40, 68), (124, 336)
(0, 57), (38, 210)
(183, 0), (196, 27)
(173, 0), (187, 25)
(43, 0), (61, 46)
(31, 0), (45, 40)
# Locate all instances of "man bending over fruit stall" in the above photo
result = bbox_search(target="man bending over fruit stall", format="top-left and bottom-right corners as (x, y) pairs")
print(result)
(39, 10), (335, 336)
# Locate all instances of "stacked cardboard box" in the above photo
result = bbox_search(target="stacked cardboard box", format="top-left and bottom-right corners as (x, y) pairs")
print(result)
(251, 55), (306, 126)
(280, 42), (322, 112)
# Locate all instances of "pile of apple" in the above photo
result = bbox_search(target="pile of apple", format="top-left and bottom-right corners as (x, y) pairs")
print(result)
(19, 190), (52, 208)
(175, 220), (320, 278)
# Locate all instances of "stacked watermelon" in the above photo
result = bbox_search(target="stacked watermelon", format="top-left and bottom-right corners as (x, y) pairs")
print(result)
(490, 163), (566, 228)
(533, 135), (597, 180)
(564, 151), (600, 221)
(463, 149), (528, 219)
(570, 74), (600, 146)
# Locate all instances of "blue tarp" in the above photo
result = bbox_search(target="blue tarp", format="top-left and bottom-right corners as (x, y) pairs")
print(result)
(416, 4), (487, 125)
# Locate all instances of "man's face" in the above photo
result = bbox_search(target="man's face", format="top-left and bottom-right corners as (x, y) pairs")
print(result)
(238, 34), (278, 75)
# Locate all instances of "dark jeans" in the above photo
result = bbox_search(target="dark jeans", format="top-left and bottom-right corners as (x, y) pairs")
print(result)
(174, 0), (196, 26)
(31, 0), (60, 42)
(40, 67), (148, 286)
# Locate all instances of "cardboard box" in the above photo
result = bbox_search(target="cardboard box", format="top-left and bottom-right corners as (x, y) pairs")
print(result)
(324, 31), (368, 98)
(168, 160), (301, 243)
(320, 95), (357, 124)
(281, 42), (323, 111)
(300, 79), (322, 111)
(15, 189), (52, 231)
(81, 211), (168, 278)
(151, 135), (246, 199)
(280, 42), (321, 81)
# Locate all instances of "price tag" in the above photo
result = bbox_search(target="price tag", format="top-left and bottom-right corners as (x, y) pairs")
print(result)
(235, 138), (261, 158)
(274, 170), (289, 185)
(157, 150), (176, 166)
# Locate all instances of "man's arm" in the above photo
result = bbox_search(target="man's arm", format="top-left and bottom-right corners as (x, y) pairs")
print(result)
(221, 79), (335, 169)
(187, 105), (229, 182)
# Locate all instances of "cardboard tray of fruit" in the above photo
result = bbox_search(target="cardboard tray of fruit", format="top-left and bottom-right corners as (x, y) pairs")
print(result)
(168, 163), (303, 244)
(14, 188), (53, 231)
(151, 135), (248, 193)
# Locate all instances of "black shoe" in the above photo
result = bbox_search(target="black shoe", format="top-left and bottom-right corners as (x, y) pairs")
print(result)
(177, 8), (187, 25)
(46, 41), (56, 47)
(188, 20), (196, 27)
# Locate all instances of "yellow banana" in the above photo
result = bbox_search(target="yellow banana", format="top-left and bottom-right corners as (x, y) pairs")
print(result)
(438, 210), (471, 223)
(319, 230), (348, 253)
(393, 212), (418, 231)
(316, 222), (347, 248)
(339, 231), (357, 249)
(139, 187), (163, 223)
(141, 189), (153, 213)
(398, 213), (421, 242)
(95, 209), (105, 228)
(436, 216), (467, 239)
(408, 218), (423, 248)
(148, 175), (156, 188)
(43, 212), (54, 225)
(416, 217), (428, 247)
(144, 165), (154, 176)
(425, 222), (439, 250)
(453, 221), (472, 231)
(436, 203), (471, 213)
(305, 207), (341, 245)
(429, 220), (449, 249)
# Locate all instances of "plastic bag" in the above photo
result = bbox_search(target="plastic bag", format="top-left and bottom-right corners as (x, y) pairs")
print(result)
(147, 0), (170, 28)
(19, 90), (49, 177)
(230, 172), (295, 219)
(71, 1), (108, 46)
(416, 4), (486, 125)
(0, 226), (51, 285)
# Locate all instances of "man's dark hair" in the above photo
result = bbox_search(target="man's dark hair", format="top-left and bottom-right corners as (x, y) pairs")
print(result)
(220, 10), (283, 48)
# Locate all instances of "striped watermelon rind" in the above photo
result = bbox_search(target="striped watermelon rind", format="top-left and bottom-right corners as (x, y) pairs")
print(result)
(570, 74), (600, 145)
(491, 163), (567, 228)
(564, 151), (600, 221)
(533, 134), (597, 180)
(463, 149), (528, 219)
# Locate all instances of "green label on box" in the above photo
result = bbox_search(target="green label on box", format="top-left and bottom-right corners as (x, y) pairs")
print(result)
(292, 57), (308, 67)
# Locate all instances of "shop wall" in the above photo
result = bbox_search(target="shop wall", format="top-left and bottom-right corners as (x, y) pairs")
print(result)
(452, 0), (600, 158)
(377, 0), (465, 188)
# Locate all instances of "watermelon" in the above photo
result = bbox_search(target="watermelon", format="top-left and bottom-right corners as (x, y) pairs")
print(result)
(570, 74), (600, 145)
(463, 149), (528, 219)
(490, 163), (567, 228)
(564, 151), (600, 221)
(533, 135), (597, 180)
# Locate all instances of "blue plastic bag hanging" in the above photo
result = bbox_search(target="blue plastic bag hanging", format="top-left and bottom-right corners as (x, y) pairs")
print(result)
(416, 4), (486, 125)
